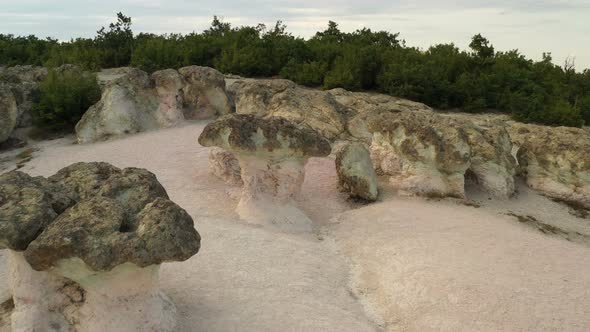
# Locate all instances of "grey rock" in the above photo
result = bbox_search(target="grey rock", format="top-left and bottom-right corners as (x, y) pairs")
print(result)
(0, 162), (200, 272)
(198, 114), (332, 159)
(0, 85), (18, 143)
(335, 142), (379, 201)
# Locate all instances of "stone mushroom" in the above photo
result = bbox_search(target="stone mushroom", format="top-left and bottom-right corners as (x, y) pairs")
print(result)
(198, 114), (332, 232)
(0, 162), (201, 331)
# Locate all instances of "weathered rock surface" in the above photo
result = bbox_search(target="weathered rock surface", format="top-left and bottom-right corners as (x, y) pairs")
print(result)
(209, 147), (242, 185)
(179, 66), (233, 119)
(463, 123), (516, 198)
(77, 66), (232, 143)
(335, 142), (378, 201)
(229, 79), (347, 140)
(227, 78), (519, 199)
(151, 69), (186, 126)
(0, 65), (48, 128)
(0, 171), (73, 251)
(0, 161), (200, 269)
(368, 111), (472, 198)
(509, 123), (590, 208)
(0, 85), (18, 144)
(75, 68), (165, 143)
(0, 162), (200, 332)
(329, 88), (433, 142)
(199, 114), (332, 159)
(199, 114), (331, 231)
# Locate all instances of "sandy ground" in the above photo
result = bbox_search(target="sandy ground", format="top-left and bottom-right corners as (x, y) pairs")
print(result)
(0, 122), (374, 332)
(1, 121), (590, 331)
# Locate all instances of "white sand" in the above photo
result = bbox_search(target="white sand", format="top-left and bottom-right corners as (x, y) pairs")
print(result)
(1, 121), (590, 331)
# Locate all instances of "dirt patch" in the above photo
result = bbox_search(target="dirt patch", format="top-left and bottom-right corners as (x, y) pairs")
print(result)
(0, 298), (14, 329)
(507, 212), (590, 245)
(549, 197), (590, 219)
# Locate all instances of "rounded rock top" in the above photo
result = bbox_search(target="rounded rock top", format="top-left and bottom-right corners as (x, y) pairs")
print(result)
(0, 162), (201, 271)
(198, 114), (332, 159)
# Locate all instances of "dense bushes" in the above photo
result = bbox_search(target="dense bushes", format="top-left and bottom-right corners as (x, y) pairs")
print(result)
(2, 13), (590, 127)
(31, 69), (101, 131)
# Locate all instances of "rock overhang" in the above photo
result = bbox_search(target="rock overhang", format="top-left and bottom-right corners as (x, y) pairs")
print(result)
(0, 162), (200, 272)
(198, 114), (332, 160)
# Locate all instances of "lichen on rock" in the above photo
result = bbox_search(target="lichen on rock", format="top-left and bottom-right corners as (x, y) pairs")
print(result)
(0, 161), (200, 331)
(335, 142), (379, 202)
(199, 114), (331, 231)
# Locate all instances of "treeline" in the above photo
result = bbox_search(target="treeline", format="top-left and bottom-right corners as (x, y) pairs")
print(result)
(1, 13), (589, 127)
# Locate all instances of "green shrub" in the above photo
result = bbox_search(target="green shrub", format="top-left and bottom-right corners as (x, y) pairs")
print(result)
(31, 69), (101, 131)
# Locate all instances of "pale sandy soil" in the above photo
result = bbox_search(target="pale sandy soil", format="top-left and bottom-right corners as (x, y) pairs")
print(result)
(1, 121), (589, 331)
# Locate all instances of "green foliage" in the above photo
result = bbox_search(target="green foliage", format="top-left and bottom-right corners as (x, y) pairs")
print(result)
(31, 69), (101, 131)
(2, 13), (589, 127)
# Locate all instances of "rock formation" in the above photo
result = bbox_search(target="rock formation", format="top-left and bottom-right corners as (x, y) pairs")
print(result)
(151, 69), (187, 126)
(335, 142), (379, 201)
(0, 65), (48, 128)
(179, 66), (233, 119)
(367, 111), (472, 198)
(76, 68), (175, 143)
(462, 122), (516, 198)
(208, 147), (243, 186)
(228, 78), (520, 199)
(0, 85), (18, 144)
(0, 162), (200, 331)
(509, 123), (590, 208)
(198, 114), (331, 232)
(76, 66), (232, 143)
(228, 79), (348, 140)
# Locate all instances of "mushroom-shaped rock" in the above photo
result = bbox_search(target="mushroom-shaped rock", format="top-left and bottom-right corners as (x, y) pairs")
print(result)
(209, 147), (243, 186)
(335, 142), (379, 201)
(199, 114), (331, 231)
(23, 196), (199, 331)
(0, 162), (200, 332)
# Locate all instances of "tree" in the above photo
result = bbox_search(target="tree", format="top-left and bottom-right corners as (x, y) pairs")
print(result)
(95, 12), (134, 68)
(469, 34), (494, 58)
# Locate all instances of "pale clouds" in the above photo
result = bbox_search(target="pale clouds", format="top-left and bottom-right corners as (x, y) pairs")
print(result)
(1, 0), (589, 69)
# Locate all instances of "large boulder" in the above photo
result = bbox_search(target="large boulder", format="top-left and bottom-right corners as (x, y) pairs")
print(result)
(178, 66), (232, 119)
(76, 68), (188, 143)
(508, 123), (590, 208)
(76, 66), (233, 143)
(229, 79), (347, 140)
(368, 111), (472, 198)
(0, 85), (18, 144)
(335, 142), (379, 201)
(151, 69), (187, 126)
(0, 65), (48, 128)
(76, 68), (162, 143)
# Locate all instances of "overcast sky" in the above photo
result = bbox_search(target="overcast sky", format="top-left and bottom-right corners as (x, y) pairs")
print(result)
(2, 0), (589, 70)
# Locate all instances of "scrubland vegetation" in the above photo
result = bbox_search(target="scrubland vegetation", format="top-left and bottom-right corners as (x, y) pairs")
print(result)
(2, 13), (589, 127)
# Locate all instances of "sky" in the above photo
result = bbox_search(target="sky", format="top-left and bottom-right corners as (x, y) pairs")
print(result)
(1, 0), (589, 70)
